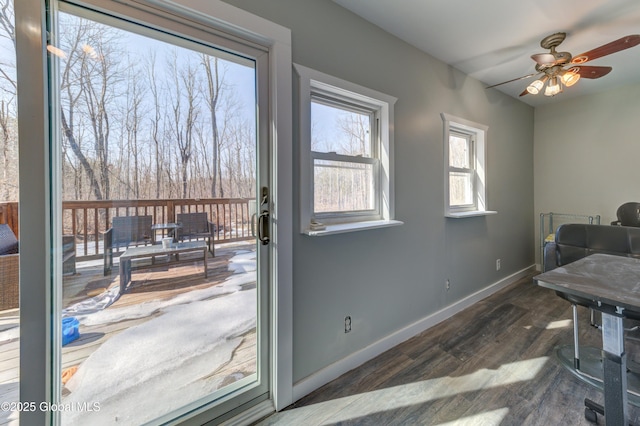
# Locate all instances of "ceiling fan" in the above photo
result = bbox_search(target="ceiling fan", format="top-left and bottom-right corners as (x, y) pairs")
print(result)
(487, 32), (640, 97)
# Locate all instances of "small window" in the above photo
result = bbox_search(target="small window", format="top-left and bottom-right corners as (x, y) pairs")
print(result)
(296, 64), (401, 234)
(442, 113), (495, 218)
(311, 98), (377, 215)
(449, 130), (475, 207)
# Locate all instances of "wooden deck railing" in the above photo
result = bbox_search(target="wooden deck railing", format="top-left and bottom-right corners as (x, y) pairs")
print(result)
(0, 198), (255, 259)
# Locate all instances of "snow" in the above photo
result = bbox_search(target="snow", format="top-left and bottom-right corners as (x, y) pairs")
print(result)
(0, 248), (258, 425)
(63, 289), (256, 424)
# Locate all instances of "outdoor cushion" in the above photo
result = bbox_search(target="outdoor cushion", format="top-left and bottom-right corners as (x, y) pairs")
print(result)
(0, 224), (18, 255)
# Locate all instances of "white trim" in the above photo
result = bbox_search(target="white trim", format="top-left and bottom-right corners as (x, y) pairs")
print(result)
(291, 264), (535, 402)
(442, 113), (492, 217)
(295, 63), (397, 232)
(446, 210), (497, 218)
(16, 0), (54, 424)
(303, 219), (404, 236)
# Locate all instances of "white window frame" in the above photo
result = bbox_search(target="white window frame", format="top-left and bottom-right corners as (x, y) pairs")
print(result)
(295, 64), (402, 236)
(442, 113), (496, 218)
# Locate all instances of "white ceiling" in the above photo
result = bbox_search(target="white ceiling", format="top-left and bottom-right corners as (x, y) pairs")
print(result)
(333, 0), (640, 107)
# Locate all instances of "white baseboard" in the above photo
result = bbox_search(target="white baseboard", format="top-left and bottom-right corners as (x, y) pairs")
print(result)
(292, 265), (536, 402)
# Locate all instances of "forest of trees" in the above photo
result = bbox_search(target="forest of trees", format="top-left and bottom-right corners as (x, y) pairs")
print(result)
(0, 0), (17, 202)
(0, 1), (257, 203)
(0, 1), (372, 215)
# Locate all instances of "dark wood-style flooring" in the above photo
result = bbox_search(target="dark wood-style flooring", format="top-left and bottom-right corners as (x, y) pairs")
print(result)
(257, 272), (640, 425)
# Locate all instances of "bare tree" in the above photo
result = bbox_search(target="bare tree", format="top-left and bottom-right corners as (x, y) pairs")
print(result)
(0, 0), (16, 94)
(0, 0), (17, 202)
(0, 100), (14, 200)
(167, 52), (200, 199)
(59, 17), (125, 200)
(145, 52), (164, 199)
(200, 54), (223, 198)
(123, 61), (146, 199)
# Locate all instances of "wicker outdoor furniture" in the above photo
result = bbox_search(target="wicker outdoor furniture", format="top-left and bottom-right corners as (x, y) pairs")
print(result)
(0, 224), (19, 310)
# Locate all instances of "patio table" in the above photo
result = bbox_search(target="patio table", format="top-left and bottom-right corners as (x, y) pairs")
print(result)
(151, 222), (183, 243)
(118, 241), (207, 295)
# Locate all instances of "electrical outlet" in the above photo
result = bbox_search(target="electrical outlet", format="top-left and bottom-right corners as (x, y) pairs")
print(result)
(344, 316), (352, 333)
(446, 279), (450, 291)
(496, 259), (501, 271)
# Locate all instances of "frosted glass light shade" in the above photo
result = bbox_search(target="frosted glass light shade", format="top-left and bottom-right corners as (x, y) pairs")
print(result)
(562, 70), (580, 87)
(544, 77), (560, 96)
(527, 79), (544, 94)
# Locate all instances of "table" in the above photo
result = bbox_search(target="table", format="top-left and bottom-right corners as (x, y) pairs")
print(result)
(534, 253), (640, 425)
(151, 222), (182, 243)
(118, 241), (207, 295)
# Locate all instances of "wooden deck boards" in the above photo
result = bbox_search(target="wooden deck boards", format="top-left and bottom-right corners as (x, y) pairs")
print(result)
(0, 241), (256, 425)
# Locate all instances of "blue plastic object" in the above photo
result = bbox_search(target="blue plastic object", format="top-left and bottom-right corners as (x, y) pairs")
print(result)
(62, 317), (80, 346)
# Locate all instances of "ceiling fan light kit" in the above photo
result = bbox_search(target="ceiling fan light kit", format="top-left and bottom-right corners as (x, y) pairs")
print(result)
(487, 32), (640, 98)
(562, 68), (580, 87)
(527, 68), (579, 97)
(526, 75), (547, 94)
(544, 76), (561, 96)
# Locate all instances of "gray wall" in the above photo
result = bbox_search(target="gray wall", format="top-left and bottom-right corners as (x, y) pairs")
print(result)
(534, 82), (640, 264)
(225, 0), (535, 383)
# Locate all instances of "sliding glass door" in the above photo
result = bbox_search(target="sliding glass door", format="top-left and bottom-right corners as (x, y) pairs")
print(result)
(16, 0), (273, 423)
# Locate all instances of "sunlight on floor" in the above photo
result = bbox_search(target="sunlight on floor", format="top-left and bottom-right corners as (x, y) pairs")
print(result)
(545, 319), (572, 329)
(436, 408), (509, 425)
(261, 357), (549, 425)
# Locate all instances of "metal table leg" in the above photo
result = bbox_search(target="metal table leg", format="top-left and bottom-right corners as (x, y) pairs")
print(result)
(601, 310), (628, 425)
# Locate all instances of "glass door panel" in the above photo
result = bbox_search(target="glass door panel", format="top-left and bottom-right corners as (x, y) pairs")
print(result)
(52, 3), (267, 424)
(0, 1), (20, 424)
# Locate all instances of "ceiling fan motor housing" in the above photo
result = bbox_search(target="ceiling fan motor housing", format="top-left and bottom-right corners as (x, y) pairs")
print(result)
(540, 32), (567, 50)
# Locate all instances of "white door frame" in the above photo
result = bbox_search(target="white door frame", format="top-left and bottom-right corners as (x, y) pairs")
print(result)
(15, 0), (293, 423)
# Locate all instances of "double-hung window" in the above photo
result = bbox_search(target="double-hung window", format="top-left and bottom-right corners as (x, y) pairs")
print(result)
(311, 96), (377, 216)
(296, 64), (401, 235)
(442, 113), (495, 217)
(448, 130), (476, 208)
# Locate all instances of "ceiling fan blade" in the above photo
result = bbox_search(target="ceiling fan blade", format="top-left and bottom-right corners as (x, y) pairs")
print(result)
(531, 53), (556, 65)
(571, 34), (640, 64)
(486, 72), (537, 89)
(572, 65), (612, 79)
(518, 88), (529, 97)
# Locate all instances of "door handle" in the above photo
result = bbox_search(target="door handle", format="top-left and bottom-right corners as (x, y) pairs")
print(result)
(251, 213), (257, 237)
(258, 210), (270, 245)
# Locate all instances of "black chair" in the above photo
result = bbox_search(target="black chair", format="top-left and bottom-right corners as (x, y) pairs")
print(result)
(62, 235), (76, 275)
(176, 212), (216, 256)
(611, 202), (640, 227)
(103, 215), (153, 275)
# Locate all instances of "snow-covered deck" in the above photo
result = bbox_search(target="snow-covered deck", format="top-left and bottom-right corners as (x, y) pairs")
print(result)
(0, 241), (257, 425)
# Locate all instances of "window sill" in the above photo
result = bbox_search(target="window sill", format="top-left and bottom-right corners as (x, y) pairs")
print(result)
(445, 210), (497, 218)
(303, 219), (404, 236)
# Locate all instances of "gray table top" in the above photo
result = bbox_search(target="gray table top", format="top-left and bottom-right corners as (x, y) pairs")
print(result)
(534, 253), (640, 312)
(120, 241), (206, 260)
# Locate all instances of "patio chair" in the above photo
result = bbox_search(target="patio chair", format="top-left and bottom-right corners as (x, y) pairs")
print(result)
(62, 235), (76, 275)
(103, 215), (153, 275)
(176, 212), (216, 256)
(0, 224), (19, 310)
